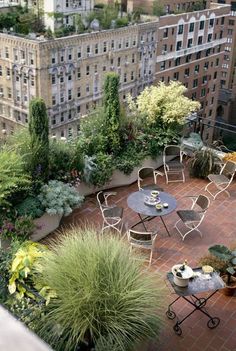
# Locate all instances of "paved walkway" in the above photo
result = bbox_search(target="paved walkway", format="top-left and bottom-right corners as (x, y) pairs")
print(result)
(48, 168), (236, 351)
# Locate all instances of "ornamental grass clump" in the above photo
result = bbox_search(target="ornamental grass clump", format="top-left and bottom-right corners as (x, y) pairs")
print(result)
(38, 227), (163, 351)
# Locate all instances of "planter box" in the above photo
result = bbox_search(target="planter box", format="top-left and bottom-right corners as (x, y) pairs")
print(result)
(31, 213), (63, 242)
(76, 156), (165, 197)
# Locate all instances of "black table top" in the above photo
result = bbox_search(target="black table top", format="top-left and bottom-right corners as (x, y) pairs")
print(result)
(167, 268), (225, 296)
(127, 190), (177, 217)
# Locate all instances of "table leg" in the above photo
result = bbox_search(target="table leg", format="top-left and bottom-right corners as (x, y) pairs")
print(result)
(131, 214), (154, 231)
(160, 216), (171, 236)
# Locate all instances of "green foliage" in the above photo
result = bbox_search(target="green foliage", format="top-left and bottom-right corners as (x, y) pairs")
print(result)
(209, 245), (236, 285)
(86, 4), (119, 30)
(29, 98), (49, 184)
(49, 139), (81, 182)
(189, 148), (220, 179)
(115, 143), (145, 175)
(37, 227), (163, 351)
(8, 241), (48, 299)
(153, 1), (165, 16)
(88, 153), (114, 186)
(38, 180), (84, 216)
(103, 73), (121, 154)
(0, 216), (36, 242)
(0, 150), (30, 207)
(15, 196), (44, 220)
(116, 16), (129, 27)
(199, 254), (228, 274)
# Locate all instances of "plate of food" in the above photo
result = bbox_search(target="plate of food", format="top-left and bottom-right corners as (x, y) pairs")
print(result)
(151, 190), (160, 198)
(155, 203), (163, 211)
(144, 196), (160, 206)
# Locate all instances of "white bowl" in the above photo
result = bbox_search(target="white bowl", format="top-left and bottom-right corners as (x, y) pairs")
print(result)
(172, 264), (193, 287)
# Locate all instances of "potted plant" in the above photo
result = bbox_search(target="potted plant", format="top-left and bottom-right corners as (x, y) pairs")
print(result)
(31, 180), (84, 241)
(188, 148), (221, 179)
(209, 244), (236, 296)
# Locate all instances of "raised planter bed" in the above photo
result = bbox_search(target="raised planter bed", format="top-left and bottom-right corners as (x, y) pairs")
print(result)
(76, 156), (166, 196)
(31, 213), (63, 242)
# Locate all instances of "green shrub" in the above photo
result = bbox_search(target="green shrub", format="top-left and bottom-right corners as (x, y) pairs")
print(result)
(88, 153), (114, 186)
(38, 180), (84, 216)
(15, 196), (44, 219)
(189, 148), (220, 179)
(115, 143), (145, 175)
(0, 150), (30, 207)
(37, 227), (163, 351)
(0, 216), (36, 242)
(116, 17), (129, 27)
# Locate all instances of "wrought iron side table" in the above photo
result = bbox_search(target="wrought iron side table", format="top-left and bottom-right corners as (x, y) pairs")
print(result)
(166, 268), (225, 336)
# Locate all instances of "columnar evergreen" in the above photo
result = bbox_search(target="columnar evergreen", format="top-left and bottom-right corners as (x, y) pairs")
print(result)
(103, 72), (121, 154)
(29, 98), (49, 183)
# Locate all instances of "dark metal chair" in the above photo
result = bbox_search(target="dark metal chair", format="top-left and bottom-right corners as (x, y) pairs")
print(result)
(205, 161), (236, 200)
(175, 194), (210, 240)
(163, 145), (185, 184)
(97, 191), (124, 234)
(138, 167), (163, 191)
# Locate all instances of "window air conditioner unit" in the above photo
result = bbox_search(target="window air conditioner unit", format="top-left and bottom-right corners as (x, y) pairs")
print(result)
(21, 59), (25, 64)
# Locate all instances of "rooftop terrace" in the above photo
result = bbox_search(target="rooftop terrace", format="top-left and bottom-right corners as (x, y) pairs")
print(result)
(50, 163), (236, 351)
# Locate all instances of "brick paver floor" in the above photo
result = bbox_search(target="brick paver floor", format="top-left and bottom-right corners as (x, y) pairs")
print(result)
(47, 167), (236, 351)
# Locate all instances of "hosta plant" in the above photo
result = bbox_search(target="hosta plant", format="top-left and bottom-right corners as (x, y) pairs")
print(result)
(38, 180), (84, 216)
(37, 227), (164, 351)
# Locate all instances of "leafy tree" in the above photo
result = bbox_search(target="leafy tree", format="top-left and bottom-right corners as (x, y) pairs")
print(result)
(153, 1), (165, 16)
(29, 98), (49, 184)
(103, 72), (121, 154)
(128, 81), (200, 127)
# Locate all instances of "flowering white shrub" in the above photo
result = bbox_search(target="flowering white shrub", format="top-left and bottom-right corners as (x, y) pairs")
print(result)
(38, 180), (84, 216)
(128, 81), (200, 125)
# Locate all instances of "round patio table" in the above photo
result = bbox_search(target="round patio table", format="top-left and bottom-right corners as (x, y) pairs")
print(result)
(127, 190), (177, 236)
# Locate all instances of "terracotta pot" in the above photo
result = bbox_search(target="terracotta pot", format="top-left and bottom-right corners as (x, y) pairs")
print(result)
(31, 213), (63, 241)
(221, 275), (236, 296)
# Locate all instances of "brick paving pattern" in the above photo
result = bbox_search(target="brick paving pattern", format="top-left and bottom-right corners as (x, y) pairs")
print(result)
(46, 167), (236, 351)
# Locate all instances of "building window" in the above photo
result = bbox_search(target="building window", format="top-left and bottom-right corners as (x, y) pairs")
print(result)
(207, 34), (212, 42)
(193, 79), (198, 88)
(52, 74), (56, 85)
(68, 49), (72, 61)
(77, 87), (81, 98)
(68, 111), (72, 120)
(61, 112), (64, 122)
(199, 20), (205, 30)
(0, 66), (2, 76)
(86, 65), (90, 76)
(194, 64), (199, 73)
(77, 105), (80, 113)
(103, 42), (107, 53)
(131, 71), (134, 80)
(163, 28), (168, 38)
(186, 54), (192, 63)
(178, 24), (184, 35)
(173, 72), (179, 80)
(86, 84), (90, 94)
(111, 40), (114, 49)
(124, 73), (127, 83)
(87, 45), (90, 54)
(175, 57), (181, 66)
(60, 93), (65, 103)
(189, 22), (194, 32)
(117, 57), (121, 66)
(5, 47), (9, 59)
(209, 18), (214, 28)
(196, 51), (202, 60)
(77, 67), (81, 79)
(52, 95), (56, 106)
(52, 115), (56, 125)
(7, 68), (10, 77)
(184, 68), (190, 77)
(206, 48), (211, 57)
(60, 74), (64, 83)
(214, 71), (217, 79)
(198, 36), (203, 45)
(132, 53), (135, 63)
(52, 55), (56, 64)
(77, 48), (81, 58)
(68, 90), (72, 101)
(68, 73), (72, 81)
(176, 41), (182, 51)
(187, 38), (193, 48)
(160, 61), (165, 70)
(202, 75), (207, 84)
(229, 19), (235, 26)
(201, 88), (206, 97)
(7, 88), (12, 99)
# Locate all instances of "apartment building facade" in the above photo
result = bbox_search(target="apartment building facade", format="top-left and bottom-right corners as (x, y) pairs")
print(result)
(0, 2), (230, 140)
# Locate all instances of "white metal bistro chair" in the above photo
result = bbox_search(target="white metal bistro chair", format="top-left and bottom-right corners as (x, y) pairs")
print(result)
(127, 229), (158, 266)
(205, 160), (236, 200)
(163, 145), (185, 184)
(137, 167), (164, 191)
(174, 194), (210, 241)
(97, 191), (124, 235)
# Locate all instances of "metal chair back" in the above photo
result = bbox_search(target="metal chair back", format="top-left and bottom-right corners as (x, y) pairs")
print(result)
(195, 194), (210, 212)
(221, 161), (236, 178)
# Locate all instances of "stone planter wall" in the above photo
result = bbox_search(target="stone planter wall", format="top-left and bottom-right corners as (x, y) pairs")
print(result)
(31, 213), (63, 242)
(76, 156), (166, 197)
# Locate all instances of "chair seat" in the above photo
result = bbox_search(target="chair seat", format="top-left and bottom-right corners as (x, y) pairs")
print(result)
(208, 174), (229, 185)
(129, 238), (153, 248)
(166, 160), (184, 171)
(104, 206), (123, 219)
(141, 184), (163, 191)
(177, 210), (202, 223)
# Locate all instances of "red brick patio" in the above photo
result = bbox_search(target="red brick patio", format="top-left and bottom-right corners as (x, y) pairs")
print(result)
(48, 168), (236, 351)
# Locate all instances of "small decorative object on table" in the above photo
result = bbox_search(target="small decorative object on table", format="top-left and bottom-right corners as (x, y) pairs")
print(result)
(144, 196), (160, 206)
(172, 260), (193, 287)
